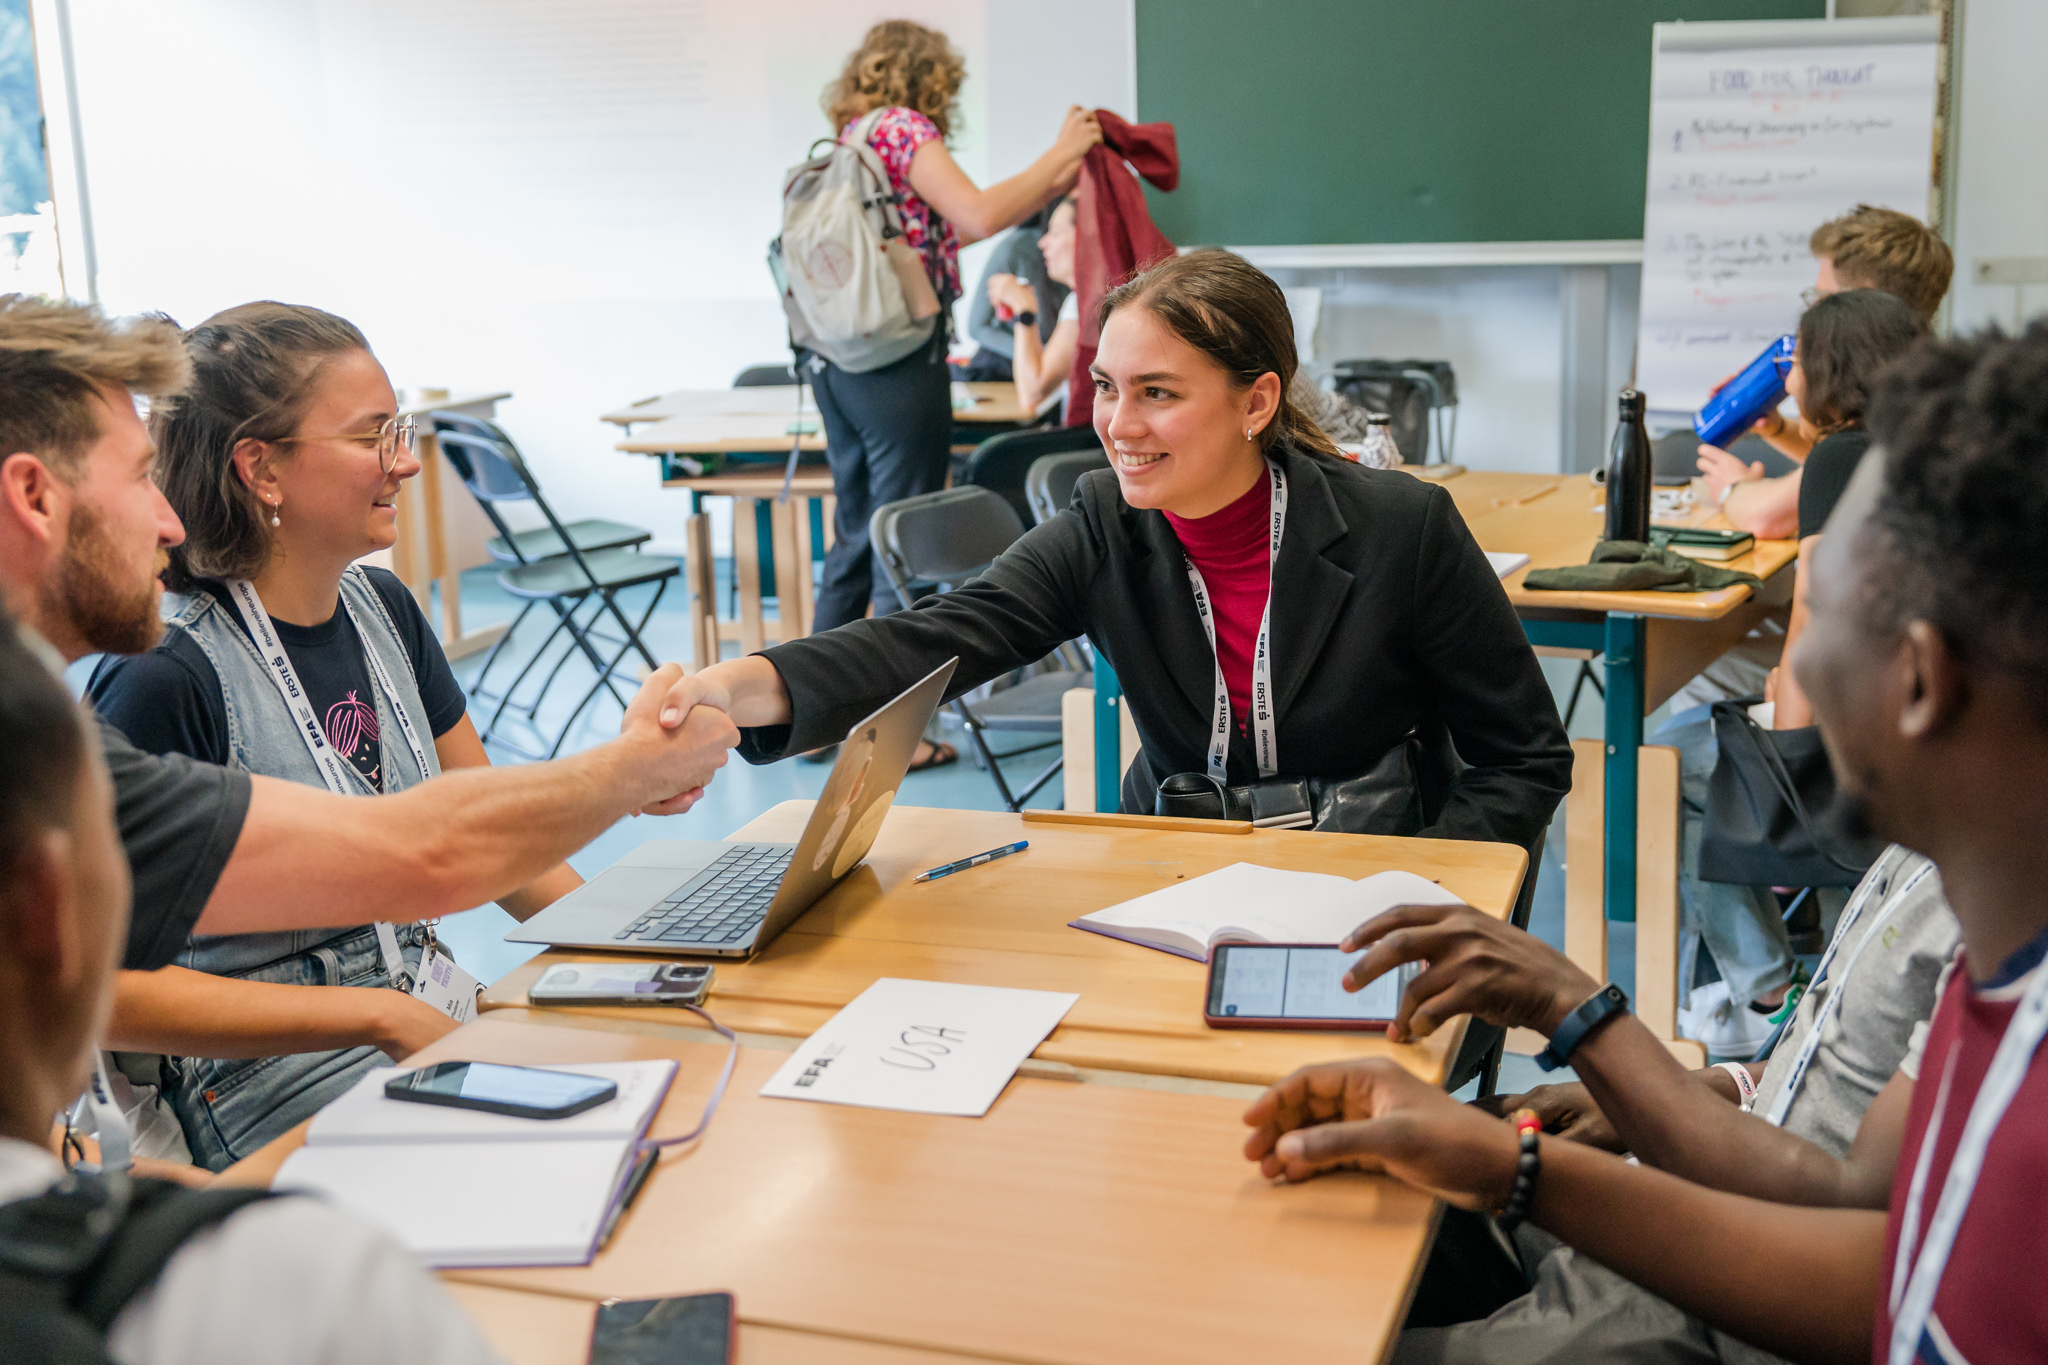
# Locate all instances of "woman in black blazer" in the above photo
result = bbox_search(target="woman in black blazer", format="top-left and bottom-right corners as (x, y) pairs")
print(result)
(702, 251), (1571, 851)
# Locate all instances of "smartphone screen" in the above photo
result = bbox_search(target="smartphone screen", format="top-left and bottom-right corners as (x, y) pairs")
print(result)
(1208, 945), (1412, 1022)
(387, 1062), (616, 1115)
(590, 1292), (734, 1365)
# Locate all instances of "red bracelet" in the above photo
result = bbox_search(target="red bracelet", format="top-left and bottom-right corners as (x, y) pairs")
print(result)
(1498, 1108), (1543, 1231)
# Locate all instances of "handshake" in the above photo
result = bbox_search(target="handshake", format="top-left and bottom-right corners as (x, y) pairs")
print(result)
(614, 662), (744, 817)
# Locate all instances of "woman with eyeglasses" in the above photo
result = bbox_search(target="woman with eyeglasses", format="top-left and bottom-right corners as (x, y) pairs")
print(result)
(88, 302), (582, 1170)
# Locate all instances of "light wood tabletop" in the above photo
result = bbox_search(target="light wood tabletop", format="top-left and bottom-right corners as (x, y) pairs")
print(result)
(605, 382), (1030, 433)
(1435, 468), (1798, 620)
(224, 1016), (1439, 1365)
(441, 1283), (996, 1364)
(482, 803), (1527, 1088)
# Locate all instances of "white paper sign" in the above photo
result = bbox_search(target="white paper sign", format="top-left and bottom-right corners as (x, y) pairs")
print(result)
(760, 978), (1078, 1117)
(1635, 20), (1939, 424)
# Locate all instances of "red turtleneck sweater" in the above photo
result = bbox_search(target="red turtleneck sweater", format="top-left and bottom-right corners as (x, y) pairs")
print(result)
(1163, 473), (1273, 731)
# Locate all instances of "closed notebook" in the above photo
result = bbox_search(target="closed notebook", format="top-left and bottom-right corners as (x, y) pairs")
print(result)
(1652, 526), (1754, 562)
(274, 1059), (675, 1269)
(1070, 863), (1465, 961)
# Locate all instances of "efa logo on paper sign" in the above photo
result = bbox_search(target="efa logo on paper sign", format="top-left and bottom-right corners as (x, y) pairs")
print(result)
(794, 1044), (846, 1089)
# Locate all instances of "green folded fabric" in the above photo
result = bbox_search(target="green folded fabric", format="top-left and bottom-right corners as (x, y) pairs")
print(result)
(1522, 540), (1763, 593)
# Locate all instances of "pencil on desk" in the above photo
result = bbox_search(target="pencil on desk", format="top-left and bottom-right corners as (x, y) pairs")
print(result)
(1514, 483), (1560, 506)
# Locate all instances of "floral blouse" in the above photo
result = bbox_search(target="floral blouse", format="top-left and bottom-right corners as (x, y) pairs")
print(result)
(843, 106), (961, 302)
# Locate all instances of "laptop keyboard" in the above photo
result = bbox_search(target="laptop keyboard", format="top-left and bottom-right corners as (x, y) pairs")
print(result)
(614, 844), (794, 946)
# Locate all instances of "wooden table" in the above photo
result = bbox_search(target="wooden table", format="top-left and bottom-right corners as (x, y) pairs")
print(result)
(226, 1015), (1441, 1365)
(390, 390), (514, 661)
(602, 381), (1031, 431)
(1082, 468), (1795, 1055)
(608, 384), (1032, 665)
(442, 1283), (995, 1363)
(481, 803), (1527, 1089)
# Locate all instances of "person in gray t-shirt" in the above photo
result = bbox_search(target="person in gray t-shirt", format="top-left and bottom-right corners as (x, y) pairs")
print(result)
(1392, 846), (1955, 1365)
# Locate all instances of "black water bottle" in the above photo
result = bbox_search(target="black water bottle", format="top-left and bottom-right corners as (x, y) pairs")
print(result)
(1604, 388), (1652, 544)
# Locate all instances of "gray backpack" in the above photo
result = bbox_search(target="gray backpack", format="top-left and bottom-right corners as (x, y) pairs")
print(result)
(770, 109), (944, 374)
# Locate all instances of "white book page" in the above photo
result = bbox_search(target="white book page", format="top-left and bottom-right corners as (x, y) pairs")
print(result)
(305, 1060), (676, 1146)
(1073, 863), (1364, 954)
(760, 978), (1077, 1117)
(1075, 863), (1466, 953)
(1485, 551), (1530, 579)
(276, 1137), (636, 1268)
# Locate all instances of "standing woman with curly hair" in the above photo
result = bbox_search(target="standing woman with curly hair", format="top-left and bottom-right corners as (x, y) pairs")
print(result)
(810, 22), (1100, 765)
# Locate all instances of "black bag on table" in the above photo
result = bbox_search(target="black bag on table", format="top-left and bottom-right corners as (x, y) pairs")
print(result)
(1699, 697), (1884, 887)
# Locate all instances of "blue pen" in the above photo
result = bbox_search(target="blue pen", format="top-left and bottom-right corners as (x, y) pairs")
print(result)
(913, 840), (1029, 883)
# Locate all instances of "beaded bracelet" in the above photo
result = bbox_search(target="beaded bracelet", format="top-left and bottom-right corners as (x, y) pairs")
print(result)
(1497, 1108), (1543, 1231)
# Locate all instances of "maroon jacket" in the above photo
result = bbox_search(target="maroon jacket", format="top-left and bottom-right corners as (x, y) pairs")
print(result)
(1065, 110), (1179, 424)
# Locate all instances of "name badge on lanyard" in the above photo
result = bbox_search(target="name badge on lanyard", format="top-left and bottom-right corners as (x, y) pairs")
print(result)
(1886, 957), (2048, 1365)
(1183, 460), (1286, 783)
(225, 579), (479, 1020)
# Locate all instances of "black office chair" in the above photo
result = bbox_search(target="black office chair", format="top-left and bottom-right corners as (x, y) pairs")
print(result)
(435, 429), (682, 760)
(1024, 448), (1110, 526)
(431, 412), (652, 565)
(1331, 359), (1459, 464)
(733, 363), (797, 387)
(869, 486), (1088, 811)
(960, 426), (1104, 526)
(1443, 829), (1549, 1098)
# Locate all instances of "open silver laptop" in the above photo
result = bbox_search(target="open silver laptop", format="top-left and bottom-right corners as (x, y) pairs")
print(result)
(508, 659), (957, 959)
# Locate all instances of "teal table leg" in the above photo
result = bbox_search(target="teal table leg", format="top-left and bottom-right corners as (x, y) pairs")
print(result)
(1094, 655), (1124, 813)
(1602, 614), (1646, 923)
(755, 500), (777, 594)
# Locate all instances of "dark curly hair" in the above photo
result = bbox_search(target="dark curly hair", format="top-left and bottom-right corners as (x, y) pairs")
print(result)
(1860, 319), (2048, 696)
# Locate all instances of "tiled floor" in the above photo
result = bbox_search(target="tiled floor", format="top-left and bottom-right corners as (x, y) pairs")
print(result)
(424, 562), (1621, 1096)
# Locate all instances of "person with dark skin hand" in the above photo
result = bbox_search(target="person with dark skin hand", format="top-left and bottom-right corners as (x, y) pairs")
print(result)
(1243, 323), (2048, 1365)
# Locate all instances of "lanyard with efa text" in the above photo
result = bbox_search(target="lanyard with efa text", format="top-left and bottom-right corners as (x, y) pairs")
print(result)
(1184, 459), (1286, 783)
(226, 578), (435, 991)
(1886, 953), (2048, 1365)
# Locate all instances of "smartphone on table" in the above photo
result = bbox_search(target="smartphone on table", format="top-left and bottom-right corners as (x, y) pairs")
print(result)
(590, 1292), (735, 1365)
(382, 1060), (618, 1119)
(1204, 943), (1422, 1031)
(530, 962), (714, 1008)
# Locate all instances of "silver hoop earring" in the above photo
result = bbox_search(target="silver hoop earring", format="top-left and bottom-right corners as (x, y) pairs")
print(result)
(1245, 428), (1255, 442)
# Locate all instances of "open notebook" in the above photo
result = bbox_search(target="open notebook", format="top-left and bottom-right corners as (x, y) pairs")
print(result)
(1071, 863), (1465, 961)
(274, 1059), (675, 1268)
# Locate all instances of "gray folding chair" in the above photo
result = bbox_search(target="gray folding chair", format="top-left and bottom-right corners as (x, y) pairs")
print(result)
(733, 363), (797, 387)
(435, 429), (681, 760)
(1025, 448), (1110, 525)
(869, 486), (1088, 811)
(959, 425), (1104, 526)
(432, 412), (651, 564)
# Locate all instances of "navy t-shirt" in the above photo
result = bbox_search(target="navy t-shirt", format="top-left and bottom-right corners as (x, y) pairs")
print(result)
(1796, 427), (1874, 540)
(89, 567), (467, 791)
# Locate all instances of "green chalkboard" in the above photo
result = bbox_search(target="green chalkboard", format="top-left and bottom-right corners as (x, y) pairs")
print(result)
(1135, 0), (1824, 246)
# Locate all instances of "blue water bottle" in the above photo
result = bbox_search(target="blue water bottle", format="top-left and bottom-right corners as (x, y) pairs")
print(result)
(1694, 335), (1795, 448)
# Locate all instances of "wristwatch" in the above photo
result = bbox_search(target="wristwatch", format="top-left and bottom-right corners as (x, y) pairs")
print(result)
(1014, 310), (1038, 329)
(1535, 983), (1630, 1072)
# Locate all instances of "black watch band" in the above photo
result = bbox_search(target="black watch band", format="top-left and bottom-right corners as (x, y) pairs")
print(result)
(1535, 984), (1629, 1072)
(1014, 309), (1038, 328)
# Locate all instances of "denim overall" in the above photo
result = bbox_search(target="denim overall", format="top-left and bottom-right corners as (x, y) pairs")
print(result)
(160, 567), (442, 1170)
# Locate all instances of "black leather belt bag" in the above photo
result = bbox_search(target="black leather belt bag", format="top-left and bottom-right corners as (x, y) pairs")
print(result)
(1153, 733), (1433, 835)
